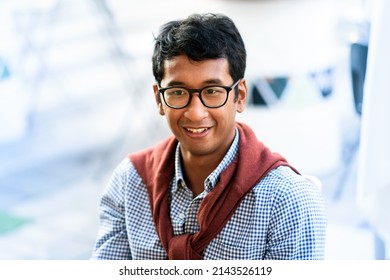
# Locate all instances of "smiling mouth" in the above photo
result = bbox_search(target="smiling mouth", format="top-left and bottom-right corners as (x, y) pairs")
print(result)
(185, 127), (209, 134)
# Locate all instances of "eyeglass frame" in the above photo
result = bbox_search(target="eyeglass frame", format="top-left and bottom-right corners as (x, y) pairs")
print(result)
(157, 79), (241, 109)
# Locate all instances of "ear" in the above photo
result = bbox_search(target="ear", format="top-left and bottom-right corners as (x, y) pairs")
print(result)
(153, 84), (165, 115)
(236, 78), (247, 113)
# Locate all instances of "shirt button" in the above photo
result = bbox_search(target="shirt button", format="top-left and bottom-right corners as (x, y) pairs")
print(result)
(179, 213), (186, 219)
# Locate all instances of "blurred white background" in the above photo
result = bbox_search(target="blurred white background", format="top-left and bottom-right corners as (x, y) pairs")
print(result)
(0, 0), (387, 259)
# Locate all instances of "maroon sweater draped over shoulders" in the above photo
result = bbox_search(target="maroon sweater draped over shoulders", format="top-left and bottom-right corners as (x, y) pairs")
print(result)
(129, 122), (297, 259)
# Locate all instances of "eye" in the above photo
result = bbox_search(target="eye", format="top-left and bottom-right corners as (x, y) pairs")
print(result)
(203, 87), (224, 95)
(166, 88), (187, 96)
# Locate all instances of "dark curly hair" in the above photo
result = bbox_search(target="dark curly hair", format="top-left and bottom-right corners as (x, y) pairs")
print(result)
(152, 13), (246, 86)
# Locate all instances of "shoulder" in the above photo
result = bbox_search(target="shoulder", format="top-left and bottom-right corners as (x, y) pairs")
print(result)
(105, 158), (143, 194)
(129, 136), (177, 181)
(111, 157), (137, 179)
(264, 165), (319, 191)
(129, 137), (176, 164)
(255, 166), (325, 212)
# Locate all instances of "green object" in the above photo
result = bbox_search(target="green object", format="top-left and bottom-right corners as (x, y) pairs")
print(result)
(0, 211), (31, 235)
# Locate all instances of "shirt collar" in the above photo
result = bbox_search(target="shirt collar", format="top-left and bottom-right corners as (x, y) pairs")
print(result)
(172, 127), (240, 194)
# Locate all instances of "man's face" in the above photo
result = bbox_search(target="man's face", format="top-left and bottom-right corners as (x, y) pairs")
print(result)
(153, 55), (247, 161)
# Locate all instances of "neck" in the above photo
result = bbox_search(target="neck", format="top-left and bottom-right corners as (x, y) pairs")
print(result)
(180, 153), (221, 197)
(179, 128), (236, 197)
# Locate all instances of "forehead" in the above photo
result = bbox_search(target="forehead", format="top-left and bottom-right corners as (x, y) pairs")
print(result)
(162, 55), (231, 84)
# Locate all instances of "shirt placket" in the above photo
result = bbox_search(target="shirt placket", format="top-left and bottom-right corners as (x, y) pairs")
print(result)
(171, 180), (193, 235)
(171, 180), (204, 236)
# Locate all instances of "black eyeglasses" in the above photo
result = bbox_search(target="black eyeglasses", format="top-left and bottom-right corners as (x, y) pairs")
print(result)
(158, 79), (241, 109)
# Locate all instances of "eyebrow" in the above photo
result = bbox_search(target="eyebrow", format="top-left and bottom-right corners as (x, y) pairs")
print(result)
(165, 79), (224, 87)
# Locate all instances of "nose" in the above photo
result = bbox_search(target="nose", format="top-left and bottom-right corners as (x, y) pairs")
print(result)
(183, 92), (208, 121)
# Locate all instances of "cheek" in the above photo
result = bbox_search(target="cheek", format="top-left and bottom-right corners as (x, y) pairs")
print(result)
(162, 109), (179, 127)
(212, 109), (236, 130)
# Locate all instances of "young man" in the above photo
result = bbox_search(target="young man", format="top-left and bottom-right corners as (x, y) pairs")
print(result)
(91, 13), (327, 260)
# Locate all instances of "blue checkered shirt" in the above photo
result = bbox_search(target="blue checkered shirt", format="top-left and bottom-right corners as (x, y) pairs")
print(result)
(91, 130), (327, 260)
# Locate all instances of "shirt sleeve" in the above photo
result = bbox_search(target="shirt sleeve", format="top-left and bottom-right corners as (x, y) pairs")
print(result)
(264, 176), (327, 260)
(91, 159), (132, 260)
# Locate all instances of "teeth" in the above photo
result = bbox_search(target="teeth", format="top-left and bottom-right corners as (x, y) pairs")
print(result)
(186, 128), (207, 134)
